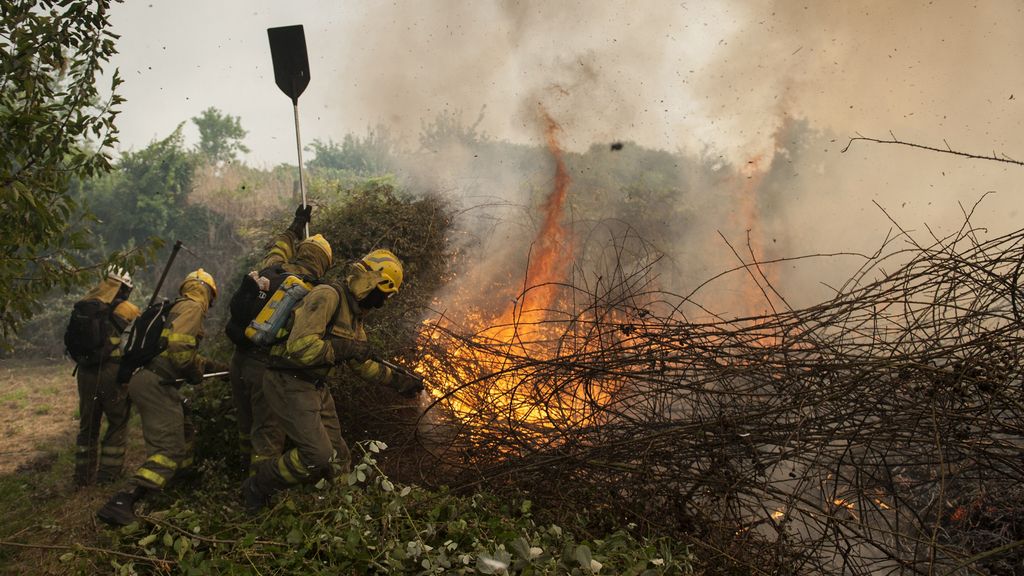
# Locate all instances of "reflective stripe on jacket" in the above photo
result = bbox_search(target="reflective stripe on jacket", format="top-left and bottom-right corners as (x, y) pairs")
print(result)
(262, 229), (299, 269)
(154, 280), (211, 381)
(271, 283), (392, 385)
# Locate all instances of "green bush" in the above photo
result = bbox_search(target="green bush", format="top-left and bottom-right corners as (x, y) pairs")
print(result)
(70, 444), (695, 575)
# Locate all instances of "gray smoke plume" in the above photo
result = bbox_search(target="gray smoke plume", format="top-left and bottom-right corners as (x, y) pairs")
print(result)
(333, 0), (1024, 314)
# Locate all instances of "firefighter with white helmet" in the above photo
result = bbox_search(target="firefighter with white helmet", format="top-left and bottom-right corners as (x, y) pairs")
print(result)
(242, 248), (422, 513)
(66, 266), (140, 487)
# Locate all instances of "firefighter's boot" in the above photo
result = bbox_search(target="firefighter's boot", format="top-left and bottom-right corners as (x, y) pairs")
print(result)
(96, 486), (147, 526)
(241, 477), (269, 515)
(241, 473), (287, 516)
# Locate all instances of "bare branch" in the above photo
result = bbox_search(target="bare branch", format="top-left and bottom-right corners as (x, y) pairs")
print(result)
(841, 135), (1024, 166)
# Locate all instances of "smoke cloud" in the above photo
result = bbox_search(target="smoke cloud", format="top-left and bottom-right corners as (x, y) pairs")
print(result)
(333, 0), (1024, 314)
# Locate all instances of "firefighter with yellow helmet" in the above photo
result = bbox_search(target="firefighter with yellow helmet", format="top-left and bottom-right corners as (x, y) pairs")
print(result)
(242, 248), (422, 513)
(97, 269), (227, 526)
(225, 205), (333, 476)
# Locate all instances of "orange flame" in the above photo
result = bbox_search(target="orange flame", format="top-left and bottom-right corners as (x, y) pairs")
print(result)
(417, 108), (608, 426)
(487, 109), (573, 338)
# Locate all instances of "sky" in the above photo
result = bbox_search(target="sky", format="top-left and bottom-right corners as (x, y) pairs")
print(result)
(105, 0), (1024, 311)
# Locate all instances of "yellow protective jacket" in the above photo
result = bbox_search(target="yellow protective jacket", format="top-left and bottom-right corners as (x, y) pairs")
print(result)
(270, 280), (392, 385)
(260, 229), (330, 279)
(149, 279), (214, 383)
(81, 278), (141, 360)
(261, 229), (299, 271)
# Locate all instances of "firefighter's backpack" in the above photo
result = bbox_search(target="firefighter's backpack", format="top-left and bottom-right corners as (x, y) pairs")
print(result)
(116, 299), (174, 383)
(245, 274), (314, 346)
(225, 265), (314, 348)
(64, 298), (119, 366)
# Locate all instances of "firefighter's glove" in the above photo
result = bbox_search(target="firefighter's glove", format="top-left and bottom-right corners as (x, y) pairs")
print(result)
(185, 364), (205, 386)
(391, 371), (425, 398)
(288, 204), (313, 236)
(331, 338), (373, 364)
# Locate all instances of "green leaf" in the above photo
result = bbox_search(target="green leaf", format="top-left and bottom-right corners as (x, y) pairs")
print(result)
(286, 528), (304, 545)
(510, 537), (533, 561)
(173, 535), (190, 558)
(574, 545), (593, 570)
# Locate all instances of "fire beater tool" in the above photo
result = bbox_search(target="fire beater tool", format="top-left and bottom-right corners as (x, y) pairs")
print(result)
(163, 371), (230, 386)
(267, 24), (312, 238)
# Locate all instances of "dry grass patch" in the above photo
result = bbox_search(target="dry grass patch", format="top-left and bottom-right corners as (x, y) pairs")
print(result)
(0, 358), (78, 475)
(0, 358), (147, 575)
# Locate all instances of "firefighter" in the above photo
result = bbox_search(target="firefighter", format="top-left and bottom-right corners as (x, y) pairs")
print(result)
(97, 269), (227, 526)
(70, 267), (140, 487)
(226, 204), (331, 476)
(242, 249), (423, 513)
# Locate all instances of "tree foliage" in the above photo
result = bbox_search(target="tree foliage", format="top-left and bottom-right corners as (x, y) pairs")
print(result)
(192, 106), (249, 165)
(85, 124), (205, 249)
(306, 124), (398, 176)
(0, 0), (141, 344)
(418, 107), (489, 151)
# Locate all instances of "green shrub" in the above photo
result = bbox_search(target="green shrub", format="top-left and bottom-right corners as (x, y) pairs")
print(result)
(69, 443), (695, 575)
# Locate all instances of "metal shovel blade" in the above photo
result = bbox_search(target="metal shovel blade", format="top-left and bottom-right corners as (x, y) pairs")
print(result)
(267, 25), (310, 103)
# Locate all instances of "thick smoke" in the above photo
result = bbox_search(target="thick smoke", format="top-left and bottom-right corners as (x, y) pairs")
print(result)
(335, 0), (1024, 315)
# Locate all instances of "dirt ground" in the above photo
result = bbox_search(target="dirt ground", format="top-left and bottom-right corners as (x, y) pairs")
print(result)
(0, 358), (148, 575)
(0, 357), (80, 475)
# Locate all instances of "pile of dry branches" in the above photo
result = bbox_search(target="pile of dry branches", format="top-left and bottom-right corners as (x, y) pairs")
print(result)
(410, 214), (1024, 575)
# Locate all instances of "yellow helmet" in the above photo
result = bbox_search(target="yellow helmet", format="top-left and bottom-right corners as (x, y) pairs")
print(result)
(185, 268), (218, 298)
(360, 249), (403, 294)
(298, 234), (333, 267)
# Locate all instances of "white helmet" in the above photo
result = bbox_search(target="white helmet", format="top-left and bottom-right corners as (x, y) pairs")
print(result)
(106, 266), (133, 289)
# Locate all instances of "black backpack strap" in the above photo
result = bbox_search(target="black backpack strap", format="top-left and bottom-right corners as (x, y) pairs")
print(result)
(108, 297), (128, 332)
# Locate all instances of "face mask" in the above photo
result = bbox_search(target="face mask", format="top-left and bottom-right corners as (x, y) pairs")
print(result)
(358, 289), (387, 310)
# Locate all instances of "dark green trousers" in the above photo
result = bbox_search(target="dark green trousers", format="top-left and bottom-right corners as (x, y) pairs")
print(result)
(126, 368), (194, 490)
(231, 348), (284, 473)
(253, 370), (350, 489)
(75, 360), (130, 485)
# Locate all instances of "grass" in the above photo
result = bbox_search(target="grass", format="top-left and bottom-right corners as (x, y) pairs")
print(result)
(0, 358), (79, 476)
(0, 360), (696, 576)
(0, 358), (147, 576)
(0, 389), (27, 405)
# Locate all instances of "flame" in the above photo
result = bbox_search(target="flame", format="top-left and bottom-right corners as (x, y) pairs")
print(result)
(484, 109), (572, 340)
(417, 108), (615, 427)
(724, 118), (794, 323)
(950, 507), (968, 523)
